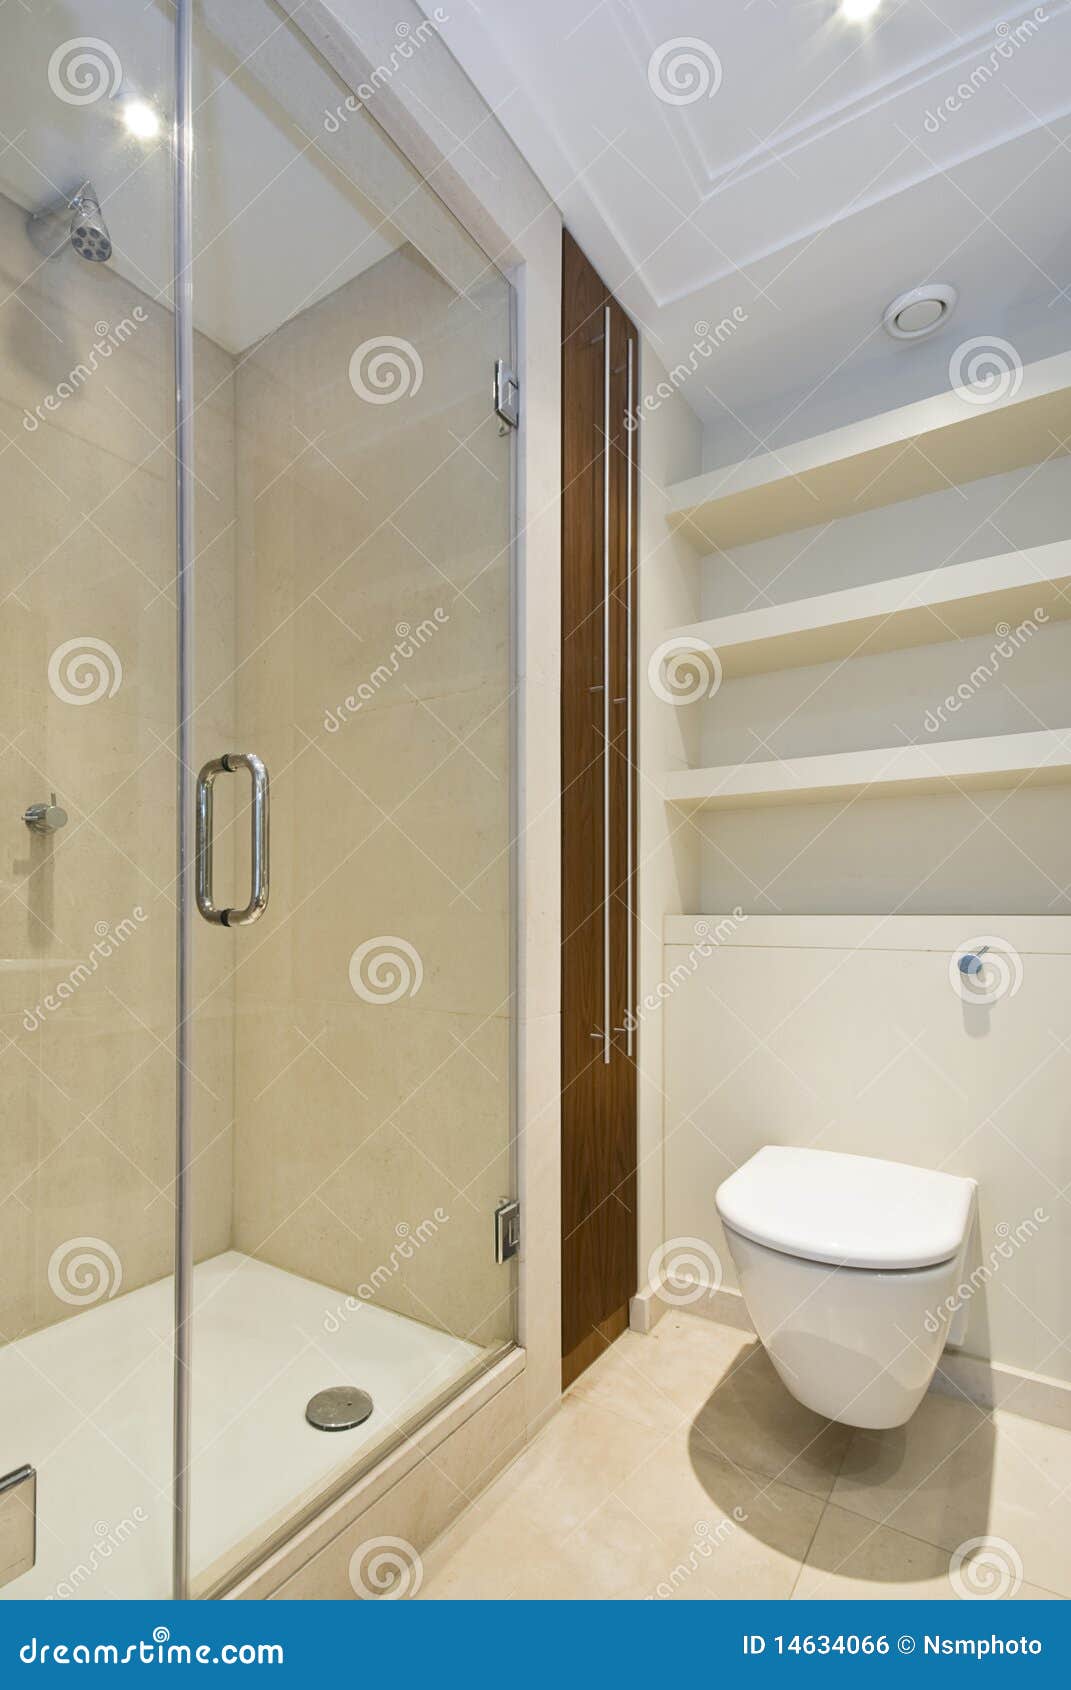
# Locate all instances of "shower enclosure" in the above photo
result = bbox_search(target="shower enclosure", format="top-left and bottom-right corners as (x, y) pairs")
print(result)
(0, 0), (516, 1599)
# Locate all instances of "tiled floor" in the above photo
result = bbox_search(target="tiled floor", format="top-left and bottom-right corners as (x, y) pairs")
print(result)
(418, 1313), (1070, 1600)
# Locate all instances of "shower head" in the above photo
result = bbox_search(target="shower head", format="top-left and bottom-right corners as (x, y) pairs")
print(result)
(68, 183), (112, 263)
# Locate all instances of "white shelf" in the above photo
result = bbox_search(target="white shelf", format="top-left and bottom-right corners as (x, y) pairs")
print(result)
(663, 728), (1071, 812)
(668, 350), (1071, 549)
(669, 542), (1071, 678)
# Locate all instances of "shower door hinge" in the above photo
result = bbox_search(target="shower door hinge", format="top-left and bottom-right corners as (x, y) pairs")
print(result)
(0, 1465), (36, 1589)
(493, 1197), (521, 1263)
(493, 360), (520, 432)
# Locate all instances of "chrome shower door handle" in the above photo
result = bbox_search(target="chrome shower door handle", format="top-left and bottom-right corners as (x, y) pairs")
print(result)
(195, 753), (270, 927)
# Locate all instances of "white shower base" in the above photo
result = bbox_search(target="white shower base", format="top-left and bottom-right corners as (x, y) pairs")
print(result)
(0, 1251), (483, 1599)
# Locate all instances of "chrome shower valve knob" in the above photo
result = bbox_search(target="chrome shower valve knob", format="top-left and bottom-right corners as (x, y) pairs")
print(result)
(23, 792), (68, 834)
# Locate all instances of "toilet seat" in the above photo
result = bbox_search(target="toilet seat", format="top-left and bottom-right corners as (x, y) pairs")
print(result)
(716, 1145), (975, 1271)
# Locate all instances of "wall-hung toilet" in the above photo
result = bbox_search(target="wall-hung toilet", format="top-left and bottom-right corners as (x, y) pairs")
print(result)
(715, 1146), (976, 1430)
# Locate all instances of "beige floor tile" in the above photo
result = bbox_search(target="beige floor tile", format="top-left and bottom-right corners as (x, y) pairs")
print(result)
(794, 1505), (1060, 1601)
(570, 1317), (851, 1498)
(417, 1396), (665, 1598)
(615, 1424), (824, 1599)
(831, 1393), (1071, 1596)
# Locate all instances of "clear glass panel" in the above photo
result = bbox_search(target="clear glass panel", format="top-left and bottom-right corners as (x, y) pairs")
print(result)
(185, 2), (516, 1592)
(0, 5), (177, 1598)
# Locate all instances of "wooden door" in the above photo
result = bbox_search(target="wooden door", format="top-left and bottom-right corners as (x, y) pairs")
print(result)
(560, 230), (638, 1388)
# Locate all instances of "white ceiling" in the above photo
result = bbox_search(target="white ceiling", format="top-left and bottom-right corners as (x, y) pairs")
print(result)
(425, 0), (1071, 446)
(0, 0), (403, 353)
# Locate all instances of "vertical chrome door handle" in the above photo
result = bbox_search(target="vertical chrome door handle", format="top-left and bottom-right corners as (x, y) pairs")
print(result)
(624, 335), (635, 1058)
(196, 753), (270, 927)
(601, 303), (612, 1066)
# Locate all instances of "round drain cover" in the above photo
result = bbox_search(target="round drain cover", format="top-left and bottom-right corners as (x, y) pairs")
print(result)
(305, 1386), (374, 1431)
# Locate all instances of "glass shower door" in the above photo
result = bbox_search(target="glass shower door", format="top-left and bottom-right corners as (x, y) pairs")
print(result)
(0, 5), (180, 1599)
(182, 1), (517, 1593)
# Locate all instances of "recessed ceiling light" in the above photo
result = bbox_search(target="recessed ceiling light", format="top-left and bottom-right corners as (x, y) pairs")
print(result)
(841, 0), (883, 22)
(121, 100), (161, 141)
(883, 283), (959, 341)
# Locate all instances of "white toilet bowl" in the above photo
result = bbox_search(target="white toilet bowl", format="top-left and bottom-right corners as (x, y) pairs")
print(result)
(715, 1147), (976, 1429)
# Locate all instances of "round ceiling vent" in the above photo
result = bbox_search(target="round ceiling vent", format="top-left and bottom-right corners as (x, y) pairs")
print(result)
(882, 283), (958, 341)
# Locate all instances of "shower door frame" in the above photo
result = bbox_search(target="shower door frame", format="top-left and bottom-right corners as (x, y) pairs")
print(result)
(168, 0), (521, 1601)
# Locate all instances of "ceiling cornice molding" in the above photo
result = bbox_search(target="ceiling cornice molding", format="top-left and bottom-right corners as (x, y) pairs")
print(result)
(651, 0), (1071, 202)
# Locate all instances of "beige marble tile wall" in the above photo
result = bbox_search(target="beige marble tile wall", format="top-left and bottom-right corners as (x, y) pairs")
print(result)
(229, 244), (515, 1348)
(0, 188), (237, 1343)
